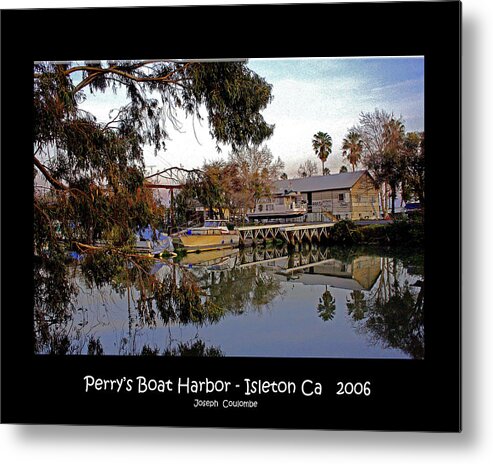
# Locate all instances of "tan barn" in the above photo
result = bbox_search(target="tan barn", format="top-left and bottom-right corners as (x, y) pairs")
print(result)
(275, 170), (380, 221)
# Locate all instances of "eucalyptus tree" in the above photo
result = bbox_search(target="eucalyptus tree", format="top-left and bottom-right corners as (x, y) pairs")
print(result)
(312, 131), (332, 175)
(33, 60), (275, 353)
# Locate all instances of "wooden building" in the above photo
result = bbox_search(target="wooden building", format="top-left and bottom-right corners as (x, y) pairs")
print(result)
(275, 170), (380, 221)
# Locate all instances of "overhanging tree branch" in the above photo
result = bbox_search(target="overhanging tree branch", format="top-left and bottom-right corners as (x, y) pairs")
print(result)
(33, 156), (68, 191)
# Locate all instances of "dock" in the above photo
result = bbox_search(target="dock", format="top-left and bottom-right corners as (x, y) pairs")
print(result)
(236, 222), (335, 247)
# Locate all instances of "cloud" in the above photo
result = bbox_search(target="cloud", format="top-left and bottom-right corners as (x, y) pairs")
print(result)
(76, 57), (424, 173)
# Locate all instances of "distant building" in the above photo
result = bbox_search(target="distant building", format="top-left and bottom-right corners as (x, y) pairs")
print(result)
(275, 170), (380, 221)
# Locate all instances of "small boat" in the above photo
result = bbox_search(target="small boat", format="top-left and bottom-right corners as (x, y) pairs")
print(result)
(134, 226), (175, 257)
(173, 219), (240, 252)
(247, 190), (306, 221)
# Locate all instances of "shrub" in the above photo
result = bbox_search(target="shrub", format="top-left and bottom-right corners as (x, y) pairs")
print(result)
(329, 220), (363, 244)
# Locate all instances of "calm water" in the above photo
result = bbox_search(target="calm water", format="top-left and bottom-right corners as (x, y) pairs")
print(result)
(40, 245), (424, 359)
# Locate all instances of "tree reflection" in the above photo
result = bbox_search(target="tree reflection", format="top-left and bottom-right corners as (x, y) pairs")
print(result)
(138, 339), (224, 357)
(203, 266), (284, 314)
(34, 243), (424, 357)
(317, 286), (336, 321)
(34, 248), (284, 355)
(162, 339), (224, 357)
(34, 255), (226, 354)
(346, 256), (424, 359)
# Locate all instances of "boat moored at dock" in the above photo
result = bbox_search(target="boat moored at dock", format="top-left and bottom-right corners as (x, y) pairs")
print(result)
(173, 219), (240, 252)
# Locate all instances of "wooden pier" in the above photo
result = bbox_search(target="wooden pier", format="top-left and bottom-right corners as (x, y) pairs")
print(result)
(236, 222), (335, 247)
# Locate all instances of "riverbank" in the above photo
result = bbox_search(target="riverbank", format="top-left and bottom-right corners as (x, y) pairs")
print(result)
(326, 218), (424, 246)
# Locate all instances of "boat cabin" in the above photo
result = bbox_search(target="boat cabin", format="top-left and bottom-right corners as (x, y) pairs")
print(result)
(248, 191), (307, 220)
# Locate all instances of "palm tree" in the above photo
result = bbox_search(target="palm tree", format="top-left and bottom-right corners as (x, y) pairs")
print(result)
(317, 287), (336, 321)
(312, 131), (332, 175)
(342, 130), (363, 172)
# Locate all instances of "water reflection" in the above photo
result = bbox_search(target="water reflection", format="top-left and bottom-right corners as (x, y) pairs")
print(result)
(34, 244), (424, 358)
(346, 257), (425, 359)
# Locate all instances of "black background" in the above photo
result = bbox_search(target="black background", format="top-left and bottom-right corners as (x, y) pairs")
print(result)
(0, 1), (461, 431)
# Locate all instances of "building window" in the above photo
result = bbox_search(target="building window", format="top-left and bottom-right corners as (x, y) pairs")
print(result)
(338, 193), (344, 201)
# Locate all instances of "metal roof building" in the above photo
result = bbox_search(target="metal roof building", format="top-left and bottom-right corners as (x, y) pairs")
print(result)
(273, 170), (380, 221)
(275, 171), (369, 194)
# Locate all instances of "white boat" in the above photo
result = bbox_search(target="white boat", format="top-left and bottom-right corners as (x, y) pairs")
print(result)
(173, 219), (240, 252)
(247, 191), (307, 221)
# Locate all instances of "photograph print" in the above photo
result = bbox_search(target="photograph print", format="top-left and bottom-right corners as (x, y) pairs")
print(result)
(1, 1), (461, 431)
(33, 56), (425, 360)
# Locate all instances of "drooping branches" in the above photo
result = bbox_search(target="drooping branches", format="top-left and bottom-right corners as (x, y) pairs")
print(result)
(33, 59), (275, 354)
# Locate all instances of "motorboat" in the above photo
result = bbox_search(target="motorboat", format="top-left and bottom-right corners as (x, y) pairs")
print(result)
(173, 219), (239, 252)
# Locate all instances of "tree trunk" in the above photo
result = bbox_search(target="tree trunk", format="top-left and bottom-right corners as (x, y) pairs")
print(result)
(379, 186), (386, 217)
(390, 183), (396, 216)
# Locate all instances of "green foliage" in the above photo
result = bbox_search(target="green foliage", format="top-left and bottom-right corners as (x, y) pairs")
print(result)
(87, 336), (104, 355)
(312, 131), (332, 173)
(342, 130), (362, 172)
(80, 251), (128, 289)
(141, 345), (161, 356)
(136, 267), (225, 327)
(204, 265), (283, 314)
(162, 339), (224, 357)
(386, 216), (424, 245)
(354, 109), (425, 214)
(402, 131), (425, 205)
(346, 256), (424, 359)
(357, 224), (389, 243)
(33, 60), (275, 353)
(186, 62), (275, 151)
(317, 288), (336, 321)
(328, 219), (423, 246)
(175, 145), (283, 225)
(328, 220), (363, 244)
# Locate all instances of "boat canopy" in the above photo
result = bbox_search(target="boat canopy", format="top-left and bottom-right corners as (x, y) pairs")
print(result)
(204, 219), (228, 227)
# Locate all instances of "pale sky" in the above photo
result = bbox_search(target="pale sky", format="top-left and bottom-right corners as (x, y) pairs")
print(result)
(78, 56), (424, 177)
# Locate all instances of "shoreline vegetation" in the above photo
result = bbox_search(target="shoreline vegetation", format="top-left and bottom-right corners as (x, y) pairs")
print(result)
(325, 217), (424, 247)
(33, 60), (424, 356)
(209, 216), (423, 250)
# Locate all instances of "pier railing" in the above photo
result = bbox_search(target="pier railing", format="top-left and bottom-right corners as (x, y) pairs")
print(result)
(236, 222), (335, 247)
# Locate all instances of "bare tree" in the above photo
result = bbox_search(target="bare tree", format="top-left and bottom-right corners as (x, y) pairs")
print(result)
(297, 159), (318, 178)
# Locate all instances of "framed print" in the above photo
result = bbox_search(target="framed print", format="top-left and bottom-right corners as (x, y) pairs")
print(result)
(1, 1), (461, 431)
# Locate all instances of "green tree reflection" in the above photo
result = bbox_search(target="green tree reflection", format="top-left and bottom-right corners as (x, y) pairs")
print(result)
(317, 286), (336, 321)
(140, 339), (224, 357)
(346, 257), (424, 359)
(204, 266), (284, 314)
